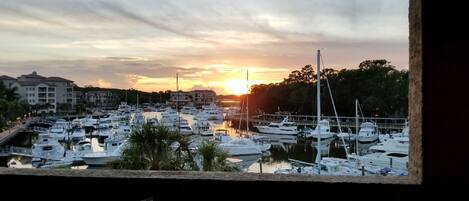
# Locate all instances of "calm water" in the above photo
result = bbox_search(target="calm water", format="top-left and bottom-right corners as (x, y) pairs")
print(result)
(1, 112), (378, 173)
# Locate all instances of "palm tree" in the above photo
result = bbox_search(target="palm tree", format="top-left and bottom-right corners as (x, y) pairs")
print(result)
(4, 86), (19, 101)
(109, 124), (194, 170)
(197, 141), (240, 172)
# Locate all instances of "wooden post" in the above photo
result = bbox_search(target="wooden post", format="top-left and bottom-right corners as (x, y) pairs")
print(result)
(259, 155), (263, 174)
(362, 165), (365, 176)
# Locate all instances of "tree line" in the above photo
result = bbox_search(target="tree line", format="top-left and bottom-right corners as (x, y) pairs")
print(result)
(0, 82), (30, 131)
(75, 86), (172, 106)
(243, 60), (408, 117)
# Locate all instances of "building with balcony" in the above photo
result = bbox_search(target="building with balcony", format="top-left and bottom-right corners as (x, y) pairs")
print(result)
(0, 71), (75, 113)
(169, 90), (216, 108)
(84, 91), (119, 107)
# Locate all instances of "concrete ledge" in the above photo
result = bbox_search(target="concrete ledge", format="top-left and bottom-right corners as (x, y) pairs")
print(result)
(0, 167), (419, 184)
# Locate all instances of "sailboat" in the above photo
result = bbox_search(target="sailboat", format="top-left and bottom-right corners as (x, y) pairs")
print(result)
(275, 50), (366, 176)
(219, 69), (270, 156)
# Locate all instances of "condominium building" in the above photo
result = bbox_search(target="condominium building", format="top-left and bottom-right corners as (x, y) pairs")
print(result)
(0, 71), (75, 113)
(85, 91), (119, 107)
(169, 90), (216, 107)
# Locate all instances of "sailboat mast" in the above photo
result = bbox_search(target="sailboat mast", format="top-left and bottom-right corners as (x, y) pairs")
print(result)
(355, 99), (359, 156)
(176, 73), (180, 131)
(315, 50), (321, 165)
(246, 69), (249, 135)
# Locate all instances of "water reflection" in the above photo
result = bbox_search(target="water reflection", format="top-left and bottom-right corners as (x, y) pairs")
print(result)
(2, 111), (379, 173)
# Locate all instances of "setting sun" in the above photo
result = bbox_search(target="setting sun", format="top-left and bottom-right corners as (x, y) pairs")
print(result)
(223, 79), (266, 95)
(225, 80), (248, 95)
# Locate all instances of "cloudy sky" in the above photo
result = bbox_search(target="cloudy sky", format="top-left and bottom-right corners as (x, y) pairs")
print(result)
(0, 0), (408, 95)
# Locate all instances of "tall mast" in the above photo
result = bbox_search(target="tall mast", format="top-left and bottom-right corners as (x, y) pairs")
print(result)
(315, 50), (322, 165)
(246, 69), (249, 135)
(176, 73), (180, 132)
(355, 99), (359, 157)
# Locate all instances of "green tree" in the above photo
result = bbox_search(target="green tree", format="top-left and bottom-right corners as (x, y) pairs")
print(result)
(197, 140), (236, 171)
(248, 60), (408, 117)
(109, 125), (194, 170)
(0, 82), (29, 130)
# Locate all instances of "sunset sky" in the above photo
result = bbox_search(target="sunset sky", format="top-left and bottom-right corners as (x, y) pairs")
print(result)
(0, 0), (408, 95)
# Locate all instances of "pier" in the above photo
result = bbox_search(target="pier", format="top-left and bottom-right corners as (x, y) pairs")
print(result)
(0, 117), (37, 146)
(225, 113), (407, 131)
(0, 146), (32, 157)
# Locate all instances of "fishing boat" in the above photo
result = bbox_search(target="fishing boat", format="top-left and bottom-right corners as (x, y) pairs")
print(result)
(31, 134), (65, 168)
(82, 140), (127, 166)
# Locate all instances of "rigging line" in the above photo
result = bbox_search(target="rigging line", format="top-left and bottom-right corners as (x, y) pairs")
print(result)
(238, 88), (245, 132)
(357, 100), (366, 122)
(320, 53), (350, 159)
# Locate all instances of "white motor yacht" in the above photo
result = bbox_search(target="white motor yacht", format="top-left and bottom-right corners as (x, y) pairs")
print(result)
(198, 104), (224, 121)
(49, 120), (67, 142)
(357, 122), (379, 143)
(181, 106), (195, 114)
(71, 118), (82, 128)
(117, 102), (131, 113)
(70, 127), (86, 141)
(64, 140), (93, 164)
(175, 118), (192, 135)
(82, 140), (127, 166)
(255, 116), (299, 135)
(31, 134), (65, 167)
(131, 112), (146, 127)
(192, 120), (214, 136)
(274, 157), (368, 176)
(301, 119), (335, 139)
(97, 128), (112, 144)
(348, 151), (408, 172)
(369, 138), (409, 155)
(337, 130), (357, 142)
(218, 136), (262, 156)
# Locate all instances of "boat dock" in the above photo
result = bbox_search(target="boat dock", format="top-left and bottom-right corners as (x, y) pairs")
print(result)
(225, 113), (407, 131)
(0, 117), (37, 146)
(0, 146), (32, 157)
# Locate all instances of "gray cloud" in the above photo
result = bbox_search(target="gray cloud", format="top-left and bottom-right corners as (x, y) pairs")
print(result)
(0, 0), (409, 93)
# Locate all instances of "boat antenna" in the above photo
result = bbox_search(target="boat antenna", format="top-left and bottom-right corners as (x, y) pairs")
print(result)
(320, 53), (350, 159)
(315, 50), (322, 167)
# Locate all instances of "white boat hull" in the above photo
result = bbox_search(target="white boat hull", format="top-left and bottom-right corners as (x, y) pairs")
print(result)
(82, 153), (120, 166)
(220, 146), (262, 156)
(309, 133), (335, 140)
(255, 126), (298, 135)
(358, 134), (379, 143)
(337, 133), (357, 141)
